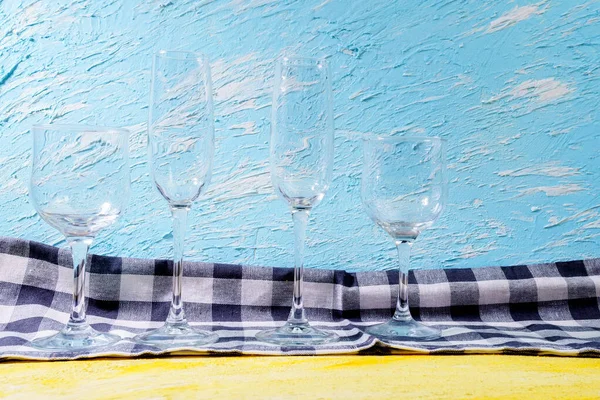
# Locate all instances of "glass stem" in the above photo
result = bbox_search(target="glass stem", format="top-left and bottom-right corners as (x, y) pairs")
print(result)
(393, 240), (414, 322)
(167, 205), (190, 325)
(288, 207), (310, 325)
(66, 236), (93, 326)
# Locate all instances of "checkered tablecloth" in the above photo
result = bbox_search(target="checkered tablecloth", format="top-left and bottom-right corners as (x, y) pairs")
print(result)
(0, 237), (599, 360)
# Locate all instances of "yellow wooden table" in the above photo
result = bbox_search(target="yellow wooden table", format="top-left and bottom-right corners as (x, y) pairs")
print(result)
(0, 355), (599, 399)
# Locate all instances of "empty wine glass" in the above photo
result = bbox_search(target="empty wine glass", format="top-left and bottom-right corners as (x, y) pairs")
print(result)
(255, 55), (339, 346)
(361, 136), (446, 341)
(134, 50), (217, 347)
(29, 124), (130, 350)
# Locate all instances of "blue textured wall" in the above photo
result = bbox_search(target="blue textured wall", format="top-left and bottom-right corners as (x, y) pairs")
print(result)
(0, 0), (598, 271)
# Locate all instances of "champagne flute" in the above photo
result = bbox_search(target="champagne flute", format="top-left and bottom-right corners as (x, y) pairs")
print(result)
(29, 124), (130, 350)
(361, 136), (447, 341)
(134, 50), (218, 347)
(255, 55), (339, 346)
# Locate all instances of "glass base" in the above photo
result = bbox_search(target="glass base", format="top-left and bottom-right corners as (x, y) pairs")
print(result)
(134, 321), (218, 348)
(366, 318), (441, 342)
(30, 322), (120, 351)
(256, 322), (339, 346)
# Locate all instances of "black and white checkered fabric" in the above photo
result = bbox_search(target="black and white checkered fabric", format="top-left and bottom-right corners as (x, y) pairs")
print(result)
(0, 237), (599, 360)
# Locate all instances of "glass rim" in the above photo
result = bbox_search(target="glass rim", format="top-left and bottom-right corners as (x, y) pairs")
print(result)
(362, 134), (446, 144)
(279, 54), (328, 67)
(31, 124), (130, 135)
(155, 49), (209, 62)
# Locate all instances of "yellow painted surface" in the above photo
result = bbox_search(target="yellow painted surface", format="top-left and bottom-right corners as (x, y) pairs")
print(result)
(0, 355), (599, 399)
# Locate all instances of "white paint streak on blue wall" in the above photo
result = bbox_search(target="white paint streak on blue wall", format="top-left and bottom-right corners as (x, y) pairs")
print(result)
(0, 0), (598, 271)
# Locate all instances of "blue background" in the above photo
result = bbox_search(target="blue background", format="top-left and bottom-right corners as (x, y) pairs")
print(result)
(0, 0), (598, 271)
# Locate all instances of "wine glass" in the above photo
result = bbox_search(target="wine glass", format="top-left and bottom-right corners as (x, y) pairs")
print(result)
(29, 124), (130, 350)
(255, 55), (339, 346)
(134, 50), (218, 347)
(361, 136), (446, 341)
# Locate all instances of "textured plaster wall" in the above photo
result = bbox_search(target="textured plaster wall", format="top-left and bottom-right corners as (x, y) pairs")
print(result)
(0, 0), (598, 271)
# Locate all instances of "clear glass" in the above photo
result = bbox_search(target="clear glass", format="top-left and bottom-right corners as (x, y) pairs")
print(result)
(255, 55), (339, 346)
(361, 136), (447, 341)
(134, 50), (217, 347)
(29, 124), (130, 350)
